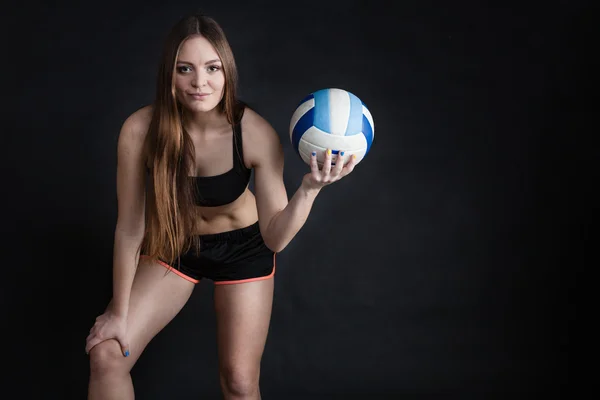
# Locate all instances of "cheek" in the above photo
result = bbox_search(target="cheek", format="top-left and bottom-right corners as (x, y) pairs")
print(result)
(214, 73), (226, 91)
(174, 76), (187, 92)
(174, 76), (192, 103)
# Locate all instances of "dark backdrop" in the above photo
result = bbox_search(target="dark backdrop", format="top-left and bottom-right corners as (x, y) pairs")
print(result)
(1, 0), (588, 399)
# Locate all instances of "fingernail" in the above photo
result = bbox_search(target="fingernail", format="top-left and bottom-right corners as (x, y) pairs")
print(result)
(125, 350), (130, 357)
(327, 149), (332, 156)
(352, 154), (357, 159)
(311, 151), (316, 156)
(340, 151), (345, 156)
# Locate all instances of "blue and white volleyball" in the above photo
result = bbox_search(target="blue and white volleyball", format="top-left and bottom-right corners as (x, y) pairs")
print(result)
(289, 88), (374, 167)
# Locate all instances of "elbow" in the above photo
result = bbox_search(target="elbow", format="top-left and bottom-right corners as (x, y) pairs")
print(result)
(114, 224), (145, 240)
(262, 210), (288, 253)
(262, 224), (289, 253)
(115, 217), (146, 238)
(263, 236), (286, 253)
(272, 244), (287, 253)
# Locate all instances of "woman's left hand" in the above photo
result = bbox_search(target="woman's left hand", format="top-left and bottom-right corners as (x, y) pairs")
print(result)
(302, 149), (357, 191)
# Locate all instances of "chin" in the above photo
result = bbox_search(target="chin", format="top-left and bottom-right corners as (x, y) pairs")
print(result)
(186, 101), (219, 113)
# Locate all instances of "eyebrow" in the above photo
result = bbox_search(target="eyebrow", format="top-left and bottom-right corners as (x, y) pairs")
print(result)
(177, 59), (222, 65)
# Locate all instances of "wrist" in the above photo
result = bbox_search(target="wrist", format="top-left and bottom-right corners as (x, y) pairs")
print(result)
(300, 179), (321, 197)
(108, 300), (128, 318)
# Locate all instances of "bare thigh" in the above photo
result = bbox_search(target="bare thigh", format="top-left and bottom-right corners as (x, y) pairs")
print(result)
(89, 257), (195, 370)
(214, 278), (274, 372)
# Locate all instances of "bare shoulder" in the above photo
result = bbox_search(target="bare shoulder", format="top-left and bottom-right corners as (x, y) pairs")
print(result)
(118, 105), (153, 164)
(121, 104), (153, 140)
(241, 107), (282, 168)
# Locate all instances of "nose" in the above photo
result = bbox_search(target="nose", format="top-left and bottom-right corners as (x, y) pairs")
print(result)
(191, 71), (208, 88)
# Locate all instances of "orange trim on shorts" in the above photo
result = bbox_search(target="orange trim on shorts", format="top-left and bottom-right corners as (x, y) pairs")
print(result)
(139, 255), (200, 284)
(214, 252), (277, 286)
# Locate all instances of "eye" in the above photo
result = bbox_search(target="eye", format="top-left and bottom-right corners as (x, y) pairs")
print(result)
(208, 65), (222, 73)
(177, 65), (192, 73)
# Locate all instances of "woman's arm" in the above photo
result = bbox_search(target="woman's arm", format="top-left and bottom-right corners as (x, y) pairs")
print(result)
(246, 110), (356, 253)
(110, 107), (151, 317)
(260, 179), (321, 253)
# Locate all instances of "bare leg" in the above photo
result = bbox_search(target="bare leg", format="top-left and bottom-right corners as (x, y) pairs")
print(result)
(88, 257), (195, 400)
(214, 278), (274, 400)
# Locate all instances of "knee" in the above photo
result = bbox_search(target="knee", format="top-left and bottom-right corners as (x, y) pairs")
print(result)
(220, 365), (260, 397)
(89, 339), (130, 377)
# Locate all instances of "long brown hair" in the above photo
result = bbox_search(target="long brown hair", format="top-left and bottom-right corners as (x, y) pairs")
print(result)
(141, 13), (244, 265)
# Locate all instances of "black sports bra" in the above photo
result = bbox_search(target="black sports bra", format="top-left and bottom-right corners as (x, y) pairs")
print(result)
(190, 121), (251, 207)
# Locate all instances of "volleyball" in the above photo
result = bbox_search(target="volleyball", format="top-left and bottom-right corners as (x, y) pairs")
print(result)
(289, 88), (374, 167)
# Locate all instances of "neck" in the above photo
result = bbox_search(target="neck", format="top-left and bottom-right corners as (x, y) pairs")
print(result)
(182, 107), (225, 135)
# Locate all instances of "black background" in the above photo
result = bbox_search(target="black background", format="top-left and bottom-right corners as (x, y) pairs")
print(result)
(1, 0), (589, 398)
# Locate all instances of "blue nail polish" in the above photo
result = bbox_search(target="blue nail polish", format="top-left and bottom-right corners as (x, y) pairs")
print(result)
(340, 151), (345, 156)
(311, 151), (316, 156)
(125, 350), (130, 357)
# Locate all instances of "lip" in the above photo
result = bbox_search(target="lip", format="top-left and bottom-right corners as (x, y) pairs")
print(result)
(189, 93), (210, 100)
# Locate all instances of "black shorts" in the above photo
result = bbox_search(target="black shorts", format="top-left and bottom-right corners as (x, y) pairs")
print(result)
(140, 222), (276, 285)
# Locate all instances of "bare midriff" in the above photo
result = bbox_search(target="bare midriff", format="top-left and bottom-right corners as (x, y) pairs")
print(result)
(190, 187), (259, 235)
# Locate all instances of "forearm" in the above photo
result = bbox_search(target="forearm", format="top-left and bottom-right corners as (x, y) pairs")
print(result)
(264, 182), (321, 252)
(111, 230), (144, 317)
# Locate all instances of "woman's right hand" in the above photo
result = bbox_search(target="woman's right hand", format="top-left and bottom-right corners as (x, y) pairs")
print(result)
(85, 307), (130, 357)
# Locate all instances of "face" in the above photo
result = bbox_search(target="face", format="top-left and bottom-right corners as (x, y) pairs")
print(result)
(174, 35), (225, 113)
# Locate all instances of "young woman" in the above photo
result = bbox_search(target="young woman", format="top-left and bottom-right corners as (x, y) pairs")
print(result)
(85, 13), (357, 400)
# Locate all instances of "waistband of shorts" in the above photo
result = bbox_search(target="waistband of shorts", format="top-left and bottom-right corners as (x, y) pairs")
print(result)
(199, 221), (260, 242)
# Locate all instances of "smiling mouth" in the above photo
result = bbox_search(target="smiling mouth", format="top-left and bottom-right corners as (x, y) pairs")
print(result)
(189, 93), (211, 100)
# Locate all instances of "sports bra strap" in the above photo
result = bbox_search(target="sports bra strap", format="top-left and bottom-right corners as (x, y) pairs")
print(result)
(232, 122), (250, 176)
